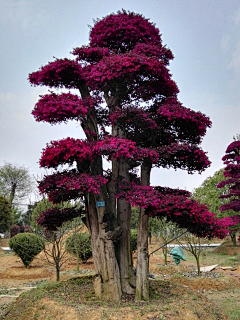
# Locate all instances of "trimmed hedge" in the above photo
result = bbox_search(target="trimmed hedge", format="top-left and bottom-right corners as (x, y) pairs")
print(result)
(65, 233), (92, 263)
(9, 232), (45, 268)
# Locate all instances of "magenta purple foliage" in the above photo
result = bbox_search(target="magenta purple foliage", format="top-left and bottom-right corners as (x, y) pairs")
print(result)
(117, 182), (227, 238)
(10, 224), (20, 238)
(217, 141), (240, 212)
(29, 10), (227, 239)
(37, 207), (82, 231)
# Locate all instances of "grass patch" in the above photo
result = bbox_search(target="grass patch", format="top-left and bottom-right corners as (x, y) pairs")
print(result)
(2, 287), (44, 319)
(206, 288), (240, 320)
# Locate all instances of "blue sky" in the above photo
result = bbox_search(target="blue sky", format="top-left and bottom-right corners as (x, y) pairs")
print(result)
(0, 0), (240, 197)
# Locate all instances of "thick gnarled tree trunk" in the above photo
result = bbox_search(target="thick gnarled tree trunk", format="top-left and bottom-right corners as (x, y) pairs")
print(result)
(87, 192), (123, 300)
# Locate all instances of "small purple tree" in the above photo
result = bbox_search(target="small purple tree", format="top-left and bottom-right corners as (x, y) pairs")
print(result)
(217, 141), (240, 245)
(10, 224), (20, 238)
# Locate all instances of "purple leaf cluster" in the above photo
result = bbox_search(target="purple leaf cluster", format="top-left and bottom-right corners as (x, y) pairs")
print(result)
(37, 207), (81, 231)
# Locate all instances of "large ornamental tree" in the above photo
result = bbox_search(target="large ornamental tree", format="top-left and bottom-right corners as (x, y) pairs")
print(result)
(29, 11), (227, 301)
(217, 141), (240, 245)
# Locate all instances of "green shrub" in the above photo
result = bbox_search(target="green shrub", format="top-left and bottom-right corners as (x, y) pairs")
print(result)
(131, 230), (137, 252)
(9, 232), (45, 268)
(65, 232), (92, 263)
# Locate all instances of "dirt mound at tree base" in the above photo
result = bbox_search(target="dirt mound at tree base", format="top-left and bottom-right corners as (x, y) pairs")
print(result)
(2, 277), (229, 320)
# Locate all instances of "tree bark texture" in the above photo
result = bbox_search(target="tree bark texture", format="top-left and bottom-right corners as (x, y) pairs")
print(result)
(196, 255), (201, 276)
(163, 246), (168, 265)
(88, 192), (122, 300)
(56, 267), (60, 282)
(231, 232), (237, 246)
(135, 162), (152, 301)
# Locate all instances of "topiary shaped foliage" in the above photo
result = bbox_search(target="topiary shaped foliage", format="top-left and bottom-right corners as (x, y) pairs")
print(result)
(9, 232), (45, 268)
(65, 232), (92, 263)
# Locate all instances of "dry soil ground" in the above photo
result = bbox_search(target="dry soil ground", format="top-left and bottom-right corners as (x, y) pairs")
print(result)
(0, 238), (240, 320)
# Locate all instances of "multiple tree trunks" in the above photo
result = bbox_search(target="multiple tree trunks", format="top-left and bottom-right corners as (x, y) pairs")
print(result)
(29, 11), (227, 301)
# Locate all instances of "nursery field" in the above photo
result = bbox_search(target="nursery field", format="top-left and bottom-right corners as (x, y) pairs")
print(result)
(0, 238), (240, 320)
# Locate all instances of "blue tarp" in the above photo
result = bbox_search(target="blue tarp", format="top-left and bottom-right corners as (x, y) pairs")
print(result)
(170, 247), (186, 265)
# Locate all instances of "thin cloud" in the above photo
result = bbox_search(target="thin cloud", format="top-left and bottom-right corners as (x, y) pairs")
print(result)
(233, 6), (240, 25)
(228, 41), (240, 74)
(0, 0), (48, 33)
(221, 35), (231, 53)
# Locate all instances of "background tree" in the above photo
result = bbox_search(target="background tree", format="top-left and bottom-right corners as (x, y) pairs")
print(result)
(130, 207), (139, 230)
(66, 232), (92, 272)
(11, 207), (22, 225)
(192, 169), (230, 216)
(36, 205), (83, 281)
(21, 202), (38, 226)
(153, 217), (179, 265)
(0, 195), (12, 233)
(29, 10), (227, 301)
(0, 162), (34, 208)
(64, 217), (86, 272)
(176, 232), (210, 275)
(217, 141), (240, 245)
(148, 217), (160, 244)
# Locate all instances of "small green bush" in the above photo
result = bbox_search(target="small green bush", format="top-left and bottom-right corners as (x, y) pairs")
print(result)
(65, 233), (92, 263)
(9, 232), (45, 268)
(131, 230), (137, 252)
